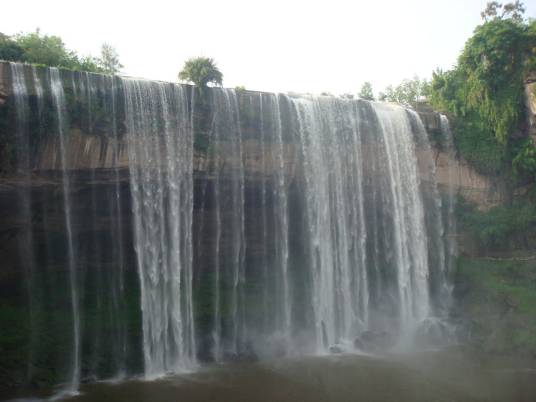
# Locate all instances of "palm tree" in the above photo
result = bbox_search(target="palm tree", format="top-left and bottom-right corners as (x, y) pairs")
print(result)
(178, 57), (223, 88)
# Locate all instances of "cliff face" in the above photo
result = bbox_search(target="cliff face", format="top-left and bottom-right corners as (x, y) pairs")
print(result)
(0, 61), (505, 210)
(0, 62), (458, 394)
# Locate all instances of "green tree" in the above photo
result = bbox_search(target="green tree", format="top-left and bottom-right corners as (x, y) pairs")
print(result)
(77, 55), (103, 73)
(0, 33), (24, 62)
(178, 57), (223, 88)
(380, 76), (430, 107)
(358, 81), (374, 101)
(481, 1), (526, 23)
(9, 29), (104, 73)
(429, 11), (536, 176)
(98, 43), (123, 75)
(14, 29), (77, 68)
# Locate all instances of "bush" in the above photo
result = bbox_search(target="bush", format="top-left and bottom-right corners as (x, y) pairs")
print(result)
(429, 18), (536, 178)
(457, 197), (536, 251)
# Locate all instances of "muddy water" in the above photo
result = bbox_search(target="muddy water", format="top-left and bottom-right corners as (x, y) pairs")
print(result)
(62, 350), (536, 402)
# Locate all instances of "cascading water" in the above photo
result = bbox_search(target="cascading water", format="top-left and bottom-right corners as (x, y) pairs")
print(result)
(10, 63), (37, 383)
(49, 67), (81, 394)
(269, 94), (291, 348)
(293, 97), (371, 349)
(1, 62), (455, 397)
(203, 88), (247, 360)
(438, 115), (458, 307)
(122, 78), (197, 377)
(3, 64), (135, 397)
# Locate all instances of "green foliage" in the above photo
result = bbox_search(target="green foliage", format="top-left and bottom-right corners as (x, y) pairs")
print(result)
(12, 29), (106, 72)
(429, 17), (536, 177)
(99, 43), (123, 75)
(481, 1), (526, 23)
(0, 33), (24, 61)
(457, 197), (536, 251)
(455, 256), (536, 355)
(459, 19), (529, 144)
(15, 29), (74, 68)
(178, 57), (223, 88)
(379, 76), (430, 107)
(358, 81), (374, 101)
(444, 99), (506, 174)
(0, 30), (123, 75)
(512, 138), (536, 178)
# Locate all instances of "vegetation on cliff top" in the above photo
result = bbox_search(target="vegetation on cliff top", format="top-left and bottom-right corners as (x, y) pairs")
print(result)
(358, 81), (374, 101)
(178, 57), (223, 88)
(0, 29), (122, 74)
(379, 76), (430, 107)
(428, 6), (536, 178)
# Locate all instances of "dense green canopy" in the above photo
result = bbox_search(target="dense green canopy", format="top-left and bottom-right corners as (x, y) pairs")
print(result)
(429, 17), (536, 177)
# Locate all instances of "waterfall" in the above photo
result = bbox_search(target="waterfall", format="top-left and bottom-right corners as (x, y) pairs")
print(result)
(49, 67), (81, 394)
(122, 78), (196, 377)
(269, 95), (291, 348)
(205, 88), (247, 360)
(10, 63), (38, 383)
(2, 62), (455, 395)
(439, 115), (457, 306)
(294, 97), (373, 348)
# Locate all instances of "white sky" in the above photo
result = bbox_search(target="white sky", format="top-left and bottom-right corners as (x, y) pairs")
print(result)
(3, 0), (536, 95)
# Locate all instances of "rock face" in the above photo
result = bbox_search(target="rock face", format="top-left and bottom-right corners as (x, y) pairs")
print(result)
(433, 149), (507, 211)
(415, 102), (441, 135)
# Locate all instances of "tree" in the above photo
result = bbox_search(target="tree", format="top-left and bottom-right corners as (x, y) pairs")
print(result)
(380, 76), (430, 107)
(178, 57), (223, 88)
(1, 29), (126, 75)
(8, 29), (104, 73)
(98, 43), (123, 75)
(502, 1), (526, 22)
(14, 29), (76, 68)
(429, 14), (536, 176)
(481, 1), (502, 20)
(358, 81), (374, 101)
(0, 33), (24, 62)
(481, 1), (526, 23)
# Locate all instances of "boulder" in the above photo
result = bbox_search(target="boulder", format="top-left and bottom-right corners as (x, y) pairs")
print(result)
(329, 344), (343, 354)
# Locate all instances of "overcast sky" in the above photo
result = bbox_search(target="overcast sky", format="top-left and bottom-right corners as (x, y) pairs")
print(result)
(3, 0), (536, 95)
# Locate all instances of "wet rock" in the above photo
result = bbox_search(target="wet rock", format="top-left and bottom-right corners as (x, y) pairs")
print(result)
(329, 345), (343, 354)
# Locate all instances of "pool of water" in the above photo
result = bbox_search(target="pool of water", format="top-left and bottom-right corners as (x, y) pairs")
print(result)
(5, 349), (536, 402)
